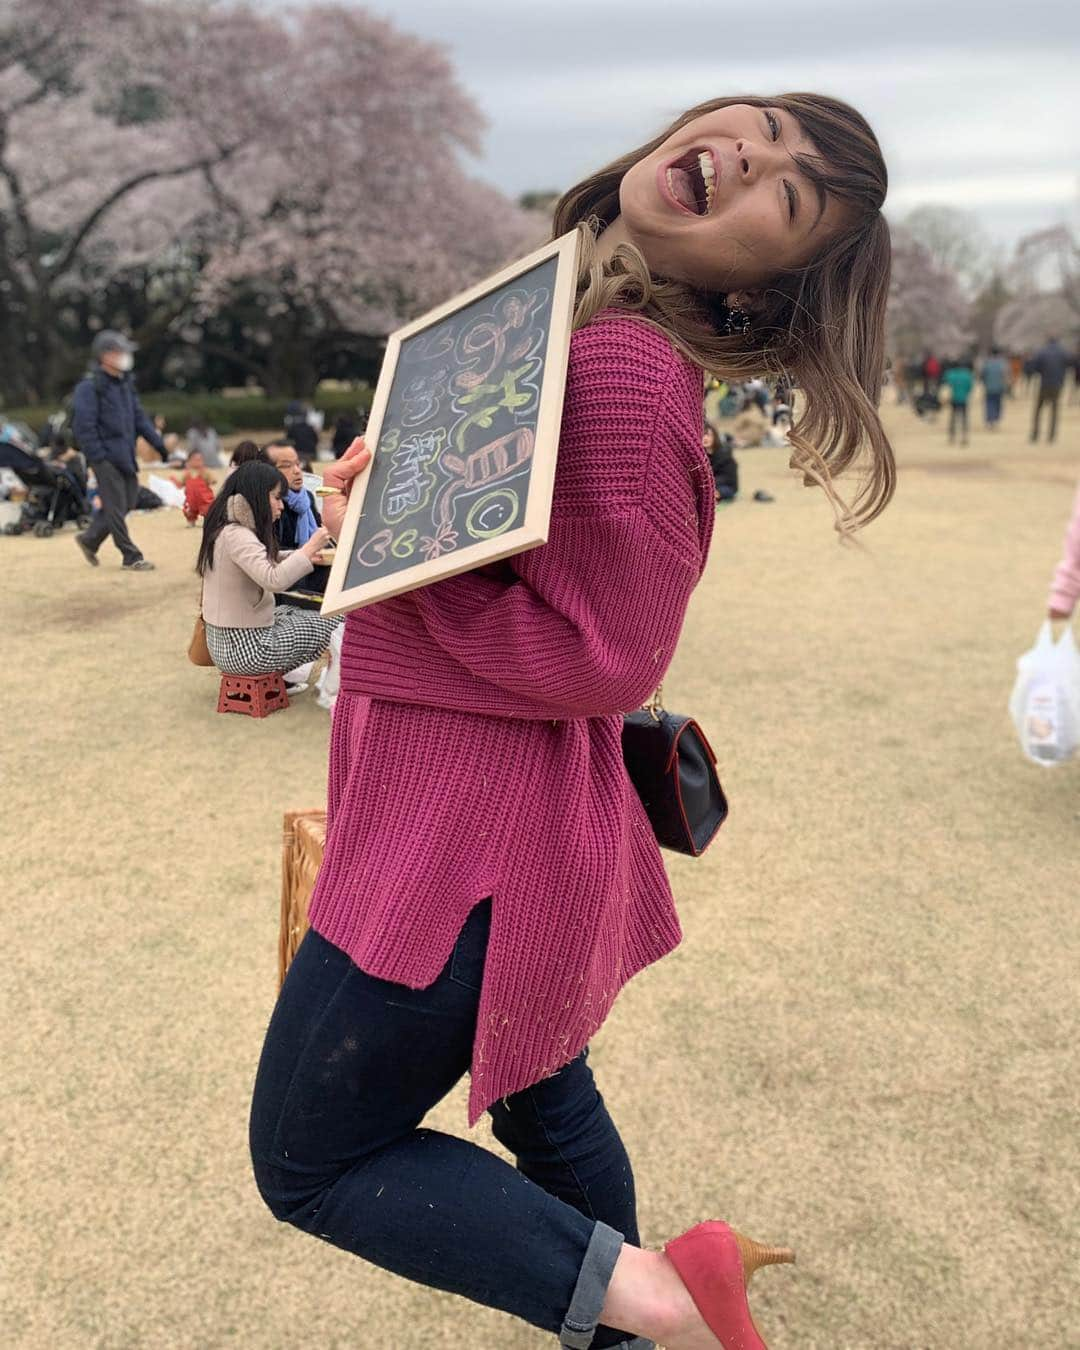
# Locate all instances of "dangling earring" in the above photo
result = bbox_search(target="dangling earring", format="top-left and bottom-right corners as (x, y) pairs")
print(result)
(720, 299), (752, 337)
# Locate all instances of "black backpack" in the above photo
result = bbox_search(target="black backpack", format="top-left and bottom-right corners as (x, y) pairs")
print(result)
(57, 369), (109, 454)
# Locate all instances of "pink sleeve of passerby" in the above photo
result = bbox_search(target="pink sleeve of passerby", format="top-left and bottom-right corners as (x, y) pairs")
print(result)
(1048, 483), (1080, 616)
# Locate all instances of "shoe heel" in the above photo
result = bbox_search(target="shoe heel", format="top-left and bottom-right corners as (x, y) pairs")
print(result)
(730, 1230), (796, 1285)
(664, 1221), (795, 1350)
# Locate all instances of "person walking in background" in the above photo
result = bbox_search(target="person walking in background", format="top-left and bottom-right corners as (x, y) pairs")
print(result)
(72, 330), (166, 571)
(980, 347), (1008, 431)
(922, 351), (941, 397)
(1029, 335), (1069, 443)
(284, 402), (319, 468)
(942, 356), (974, 446)
(1047, 482), (1080, 623)
(331, 414), (358, 458)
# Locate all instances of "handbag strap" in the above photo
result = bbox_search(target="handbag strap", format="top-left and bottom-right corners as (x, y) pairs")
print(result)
(643, 683), (665, 721)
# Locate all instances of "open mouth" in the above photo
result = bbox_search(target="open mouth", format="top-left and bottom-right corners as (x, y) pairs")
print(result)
(665, 148), (717, 215)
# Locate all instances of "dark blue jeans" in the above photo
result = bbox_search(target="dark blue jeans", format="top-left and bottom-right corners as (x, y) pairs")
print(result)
(249, 899), (654, 1349)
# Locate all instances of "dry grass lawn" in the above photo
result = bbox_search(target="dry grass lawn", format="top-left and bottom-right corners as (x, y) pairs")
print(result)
(3, 392), (1078, 1349)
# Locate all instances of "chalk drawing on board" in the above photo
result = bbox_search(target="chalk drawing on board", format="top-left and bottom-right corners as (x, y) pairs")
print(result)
(465, 489), (519, 541)
(380, 427), (445, 524)
(322, 227), (581, 615)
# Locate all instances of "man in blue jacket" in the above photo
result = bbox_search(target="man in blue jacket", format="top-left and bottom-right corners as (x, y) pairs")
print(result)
(1029, 335), (1070, 444)
(72, 331), (166, 570)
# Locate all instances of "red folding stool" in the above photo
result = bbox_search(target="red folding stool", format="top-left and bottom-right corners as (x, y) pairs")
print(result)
(217, 673), (290, 718)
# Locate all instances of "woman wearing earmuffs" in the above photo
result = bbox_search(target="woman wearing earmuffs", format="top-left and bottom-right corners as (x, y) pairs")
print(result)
(197, 461), (340, 678)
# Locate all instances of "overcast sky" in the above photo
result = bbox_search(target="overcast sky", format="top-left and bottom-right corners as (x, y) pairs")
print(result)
(351, 0), (1078, 254)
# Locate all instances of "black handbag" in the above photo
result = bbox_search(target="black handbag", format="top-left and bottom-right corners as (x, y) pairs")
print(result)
(622, 688), (728, 856)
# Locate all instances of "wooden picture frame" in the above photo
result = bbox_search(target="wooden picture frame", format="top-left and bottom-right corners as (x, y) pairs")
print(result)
(321, 228), (582, 616)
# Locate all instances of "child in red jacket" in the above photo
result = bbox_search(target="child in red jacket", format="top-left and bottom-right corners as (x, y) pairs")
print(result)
(176, 450), (216, 524)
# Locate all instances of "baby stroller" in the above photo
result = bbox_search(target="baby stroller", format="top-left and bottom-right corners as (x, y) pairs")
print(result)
(0, 422), (93, 537)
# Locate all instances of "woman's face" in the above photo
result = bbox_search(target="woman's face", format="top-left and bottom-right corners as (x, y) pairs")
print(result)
(702, 427), (718, 452)
(269, 486), (283, 522)
(616, 103), (851, 292)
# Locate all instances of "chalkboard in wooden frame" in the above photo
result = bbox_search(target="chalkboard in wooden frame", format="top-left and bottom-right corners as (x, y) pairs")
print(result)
(321, 229), (582, 616)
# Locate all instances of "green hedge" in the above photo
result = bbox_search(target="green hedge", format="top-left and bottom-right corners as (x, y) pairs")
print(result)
(2, 387), (373, 436)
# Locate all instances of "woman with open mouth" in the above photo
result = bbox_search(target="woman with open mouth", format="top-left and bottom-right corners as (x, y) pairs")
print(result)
(249, 93), (894, 1350)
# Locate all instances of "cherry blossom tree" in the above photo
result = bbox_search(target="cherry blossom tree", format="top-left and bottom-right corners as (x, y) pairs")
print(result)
(995, 224), (1079, 352)
(902, 205), (992, 298)
(0, 0), (276, 399)
(0, 0), (538, 403)
(187, 4), (541, 390)
(887, 223), (973, 359)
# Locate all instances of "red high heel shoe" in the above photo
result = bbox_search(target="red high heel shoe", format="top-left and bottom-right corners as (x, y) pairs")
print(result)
(664, 1220), (795, 1349)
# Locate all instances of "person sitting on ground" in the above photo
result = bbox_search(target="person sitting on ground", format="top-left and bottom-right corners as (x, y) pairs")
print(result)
(139, 413), (182, 465)
(742, 377), (769, 414)
(263, 439), (331, 608)
(185, 417), (223, 468)
(222, 440), (265, 483)
(732, 402), (768, 447)
(703, 422), (739, 501)
(45, 433), (89, 497)
(704, 422), (775, 505)
(176, 449), (217, 524)
(197, 461), (341, 682)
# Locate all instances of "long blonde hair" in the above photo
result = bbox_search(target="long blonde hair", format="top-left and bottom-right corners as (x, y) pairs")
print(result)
(552, 93), (895, 534)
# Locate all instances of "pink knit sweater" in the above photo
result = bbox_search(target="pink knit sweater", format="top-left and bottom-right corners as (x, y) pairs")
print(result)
(307, 315), (715, 1125)
(1048, 482), (1080, 617)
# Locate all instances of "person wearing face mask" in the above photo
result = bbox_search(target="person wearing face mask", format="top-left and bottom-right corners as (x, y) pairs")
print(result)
(249, 94), (896, 1350)
(71, 331), (166, 571)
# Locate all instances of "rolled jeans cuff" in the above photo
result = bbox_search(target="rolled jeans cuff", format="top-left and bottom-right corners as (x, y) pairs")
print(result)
(558, 1220), (655, 1349)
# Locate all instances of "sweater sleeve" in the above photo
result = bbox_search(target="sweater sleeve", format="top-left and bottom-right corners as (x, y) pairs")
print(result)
(410, 511), (698, 717)
(222, 525), (314, 592)
(1048, 483), (1080, 616)
(407, 319), (709, 717)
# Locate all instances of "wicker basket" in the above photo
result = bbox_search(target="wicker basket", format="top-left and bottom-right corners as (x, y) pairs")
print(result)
(278, 808), (327, 990)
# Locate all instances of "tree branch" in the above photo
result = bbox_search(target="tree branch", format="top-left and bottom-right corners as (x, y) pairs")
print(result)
(0, 124), (46, 290)
(49, 141), (244, 281)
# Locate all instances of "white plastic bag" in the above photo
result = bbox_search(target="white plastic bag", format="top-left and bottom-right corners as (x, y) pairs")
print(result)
(146, 473), (185, 509)
(316, 625), (344, 713)
(1008, 622), (1080, 766)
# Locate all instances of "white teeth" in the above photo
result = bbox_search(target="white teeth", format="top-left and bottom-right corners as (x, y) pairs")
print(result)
(698, 151), (715, 211)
